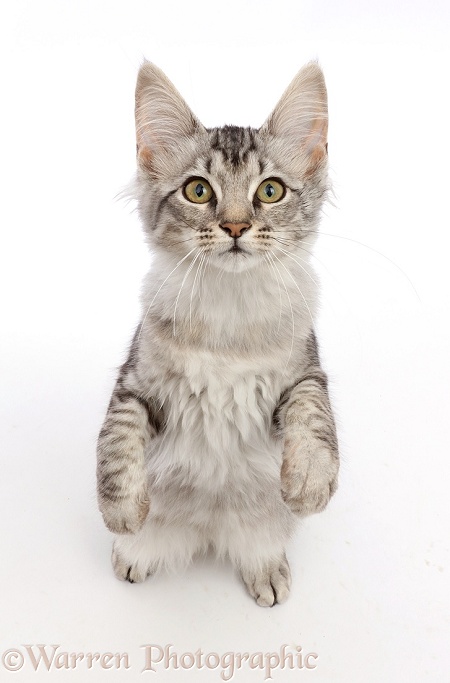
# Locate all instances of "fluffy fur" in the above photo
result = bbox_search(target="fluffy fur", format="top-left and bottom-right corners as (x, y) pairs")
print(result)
(96, 61), (339, 607)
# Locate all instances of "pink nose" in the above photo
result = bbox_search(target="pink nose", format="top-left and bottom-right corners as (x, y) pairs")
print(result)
(219, 222), (251, 238)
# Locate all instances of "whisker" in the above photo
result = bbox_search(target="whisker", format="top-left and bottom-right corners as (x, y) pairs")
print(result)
(273, 245), (354, 329)
(273, 246), (320, 288)
(189, 252), (206, 331)
(267, 252), (295, 372)
(270, 226), (420, 302)
(138, 247), (198, 343)
(215, 259), (228, 287)
(292, 241), (344, 288)
(270, 236), (321, 265)
(318, 232), (421, 301)
(269, 235), (362, 348)
(264, 252), (283, 333)
(271, 251), (315, 329)
(198, 250), (211, 302)
(173, 249), (202, 337)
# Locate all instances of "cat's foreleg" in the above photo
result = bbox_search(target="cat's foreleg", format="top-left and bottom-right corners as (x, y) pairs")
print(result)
(96, 356), (159, 534)
(278, 366), (339, 516)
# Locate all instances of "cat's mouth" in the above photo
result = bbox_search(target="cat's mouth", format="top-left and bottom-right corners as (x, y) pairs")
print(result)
(226, 244), (249, 255)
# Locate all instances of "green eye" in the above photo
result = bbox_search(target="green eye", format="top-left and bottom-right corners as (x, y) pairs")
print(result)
(256, 179), (285, 203)
(184, 178), (213, 204)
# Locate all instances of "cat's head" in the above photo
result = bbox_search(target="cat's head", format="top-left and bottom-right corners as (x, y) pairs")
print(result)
(133, 61), (328, 273)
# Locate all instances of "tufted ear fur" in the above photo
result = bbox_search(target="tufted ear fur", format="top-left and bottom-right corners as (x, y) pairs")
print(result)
(135, 61), (204, 172)
(261, 62), (328, 172)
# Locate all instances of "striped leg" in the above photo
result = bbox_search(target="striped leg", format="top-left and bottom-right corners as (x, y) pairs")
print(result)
(96, 339), (161, 534)
(279, 365), (339, 517)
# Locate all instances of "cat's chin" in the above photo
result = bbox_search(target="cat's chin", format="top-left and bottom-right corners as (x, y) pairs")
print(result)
(212, 251), (263, 274)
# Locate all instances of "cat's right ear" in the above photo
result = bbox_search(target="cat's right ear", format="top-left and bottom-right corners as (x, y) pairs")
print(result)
(135, 61), (203, 172)
(260, 62), (328, 174)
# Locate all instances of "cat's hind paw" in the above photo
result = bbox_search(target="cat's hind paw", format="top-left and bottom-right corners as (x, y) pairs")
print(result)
(112, 541), (154, 583)
(240, 555), (291, 607)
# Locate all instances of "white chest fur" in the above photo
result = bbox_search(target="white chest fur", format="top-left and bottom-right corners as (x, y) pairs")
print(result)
(147, 349), (284, 491)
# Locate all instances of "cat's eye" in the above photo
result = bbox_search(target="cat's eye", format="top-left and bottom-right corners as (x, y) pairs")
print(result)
(183, 178), (214, 204)
(255, 179), (285, 204)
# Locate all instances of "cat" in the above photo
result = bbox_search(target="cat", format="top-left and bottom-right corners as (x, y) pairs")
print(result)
(96, 60), (339, 607)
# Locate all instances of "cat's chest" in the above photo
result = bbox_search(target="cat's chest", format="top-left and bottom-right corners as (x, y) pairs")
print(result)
(142, 345), (286, 487)
(152, 348), (283, 450)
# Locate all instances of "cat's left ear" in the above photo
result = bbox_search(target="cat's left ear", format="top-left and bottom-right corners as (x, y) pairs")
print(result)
(261, 62), (328, 171)
(135, 61), (204, 171)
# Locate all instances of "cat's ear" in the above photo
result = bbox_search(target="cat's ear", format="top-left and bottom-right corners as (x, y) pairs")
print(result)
(261, 62), (328, 171)
(135, 61), (203, 171)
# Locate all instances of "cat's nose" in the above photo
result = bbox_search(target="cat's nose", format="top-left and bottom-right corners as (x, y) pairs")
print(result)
(219, 222), (251, 238)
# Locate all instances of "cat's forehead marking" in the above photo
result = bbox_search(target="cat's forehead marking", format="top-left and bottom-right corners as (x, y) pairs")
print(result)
(207, 126), (262, 171)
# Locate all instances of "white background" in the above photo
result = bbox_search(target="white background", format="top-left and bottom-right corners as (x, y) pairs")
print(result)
(1, 1), (449, 681)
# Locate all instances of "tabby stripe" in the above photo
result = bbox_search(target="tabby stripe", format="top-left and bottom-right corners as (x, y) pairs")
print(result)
(154, 188), (178, 231)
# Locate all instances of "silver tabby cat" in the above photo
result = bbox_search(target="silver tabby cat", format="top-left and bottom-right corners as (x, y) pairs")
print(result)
(96, 61), (339, 607)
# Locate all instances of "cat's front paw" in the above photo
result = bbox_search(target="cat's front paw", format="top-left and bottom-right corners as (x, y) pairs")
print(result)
(98, 487), (150, 535)
(281, 435), (339, 516)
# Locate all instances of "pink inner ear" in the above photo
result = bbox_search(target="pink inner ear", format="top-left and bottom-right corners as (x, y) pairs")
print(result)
(138, 144), (153, 168)
(302, 117), (328, 173)
(303, 117), (328, 155)
(306, 143), (327, 174)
